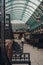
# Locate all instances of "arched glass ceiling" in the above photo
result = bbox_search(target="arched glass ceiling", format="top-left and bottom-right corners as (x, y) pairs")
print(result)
(5, 0), (42, 23)
(26, 1), (43, 31)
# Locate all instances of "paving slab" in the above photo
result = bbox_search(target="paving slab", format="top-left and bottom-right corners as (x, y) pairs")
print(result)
(12, 39), (43, 65)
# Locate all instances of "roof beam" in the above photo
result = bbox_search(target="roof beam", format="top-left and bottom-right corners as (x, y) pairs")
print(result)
(20, 1), (29, 20)
(5, 0), (29, 3)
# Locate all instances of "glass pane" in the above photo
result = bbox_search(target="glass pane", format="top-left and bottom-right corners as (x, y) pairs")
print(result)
(30, 0), (40, 5)
(5, 0), (42, 24)
(26, 9), (33, 13)
(12, 4), (25, 7)
(5, 0), (9, 2)
(5, 2), (11, 7)
(12, 7), (23, 10)
(28, 2), (37, 9)
(27, 6), (34, 11)
(23, 14), (31, 22)
(12, 1), (26, 4)
(6, 9), (11, 12)
(6, 6), (11, 10)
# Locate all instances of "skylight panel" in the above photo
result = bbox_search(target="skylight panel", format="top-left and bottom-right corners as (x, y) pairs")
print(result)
(28, 2), (37, 9)
(6, 4), (25, 11)
(26, 9), (33, 14)
(5, 6), (11, 10)
(33, 14), (37, 18)
(12, 9), (23, 12)
(5, 0), (42, 24)
(39, 0), (42, 2)
(11, 5), (25, 8)
(14, 14), (22, 17)
(25, 13), (31, 16)
(12, 4), (25, 7)
(11, 20), (25, 24)
(5, 0), (9, 2)
(23, 16), (31, 23)
(27, 6), (34, 12)
(5, 2), (11, 7)
(37, 8), (42, 13)
(30, 0), (40, 5)
(24, 11), (31, 15)
(11, 11), (23, 15)
(6, 9), (11, 12)
(12, 8), (23, 10)
(12, 1), (26, 4)
(12, 12), (22, 16)
(34, 10), (39, 15)
(22, 13), (31, 22)
(29, 7), (34, 11)
(24, 12), (31, 16)
(13, 15), (21, 20)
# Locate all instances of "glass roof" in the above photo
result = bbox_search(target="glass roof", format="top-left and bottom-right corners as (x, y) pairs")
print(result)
(5, 0), (42, 24)
(26, 1), (43, 31)
(2, 0), (43, 31)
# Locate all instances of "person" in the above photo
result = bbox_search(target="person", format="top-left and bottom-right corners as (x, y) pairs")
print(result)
(21, 34), (25, 44)
(5, 39), (13, 60)
(12, 41), (22, 54)
(4, 23), (14, 65)
(21, 34), (25, 53)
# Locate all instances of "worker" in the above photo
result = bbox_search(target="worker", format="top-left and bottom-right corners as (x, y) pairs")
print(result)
(21, 34), (25, 44)
(5, 39), (13, 60)
(21, 34), (25, 53)
(4, 23), (14, 65)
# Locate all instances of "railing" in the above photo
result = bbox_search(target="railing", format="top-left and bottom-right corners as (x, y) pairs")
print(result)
(12, 53), (31, 65)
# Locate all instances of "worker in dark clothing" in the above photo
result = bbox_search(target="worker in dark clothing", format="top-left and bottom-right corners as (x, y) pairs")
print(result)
(12, 41), (22, 54)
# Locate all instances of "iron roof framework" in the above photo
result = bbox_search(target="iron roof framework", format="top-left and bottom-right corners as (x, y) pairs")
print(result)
(26, 1), (43, 31)
(0, 0), (43, 31)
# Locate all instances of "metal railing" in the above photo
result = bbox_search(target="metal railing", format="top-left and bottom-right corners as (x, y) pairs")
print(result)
(12, 53), (31, 65)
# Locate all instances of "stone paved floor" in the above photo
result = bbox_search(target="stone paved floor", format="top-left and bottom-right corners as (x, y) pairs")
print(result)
(13, 39), (43, 65)
(23, 44), (43, 65)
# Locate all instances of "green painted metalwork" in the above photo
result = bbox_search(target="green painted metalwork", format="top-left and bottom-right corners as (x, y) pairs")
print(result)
(5, 1), (42, 10)
(5, 0), (43, 31)
(39, 6), (43, 13)
(38, 0), (42, 2)
(6, 9), (32, 15)
(5, 3), (40, 20)
(26, 19), (36, 26)
(5, 9), (38, 21)
(10, 11), (31, 20)
(5, 4), (37, 12)
(6, 0), (38, 6)
(30, 23), (43, 31)
(26, 1), (43, 28)
(6, 3), (26, 8)
(29, 1), (38, 6)
(5, 0), (41, 4)
(21, 1), (30, 20)
(6, 6), (25, 11)
(5, 6), (35, 14)
(29, 18), (43, 31)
